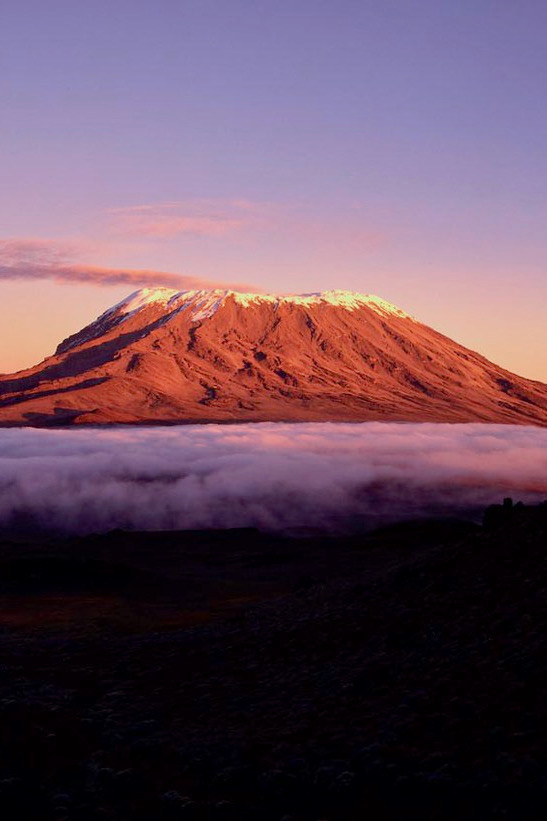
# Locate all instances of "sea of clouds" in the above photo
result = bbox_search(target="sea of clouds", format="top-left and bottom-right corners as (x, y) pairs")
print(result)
(0, 422), (546, 535)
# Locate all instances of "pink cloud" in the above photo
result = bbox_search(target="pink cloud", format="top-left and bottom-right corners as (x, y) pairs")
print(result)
(106, 198), (388, 253)
(0, 237), (78, 266)
(108, 199), (264, 239)
(0, 237), (260, 291)
(114, 214), (246, 238)
(0, 199), (387, 295)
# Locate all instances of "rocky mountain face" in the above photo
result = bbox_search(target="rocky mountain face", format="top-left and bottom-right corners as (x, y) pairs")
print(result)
(1, 287), (547, 426)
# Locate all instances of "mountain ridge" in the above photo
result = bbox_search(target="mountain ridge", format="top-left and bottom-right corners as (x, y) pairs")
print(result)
(1, 287), (547, 427)
(55, 287), (413, 355)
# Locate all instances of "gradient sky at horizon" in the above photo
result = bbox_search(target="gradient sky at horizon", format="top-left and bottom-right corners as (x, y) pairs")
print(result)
(1, 0), (546, 380)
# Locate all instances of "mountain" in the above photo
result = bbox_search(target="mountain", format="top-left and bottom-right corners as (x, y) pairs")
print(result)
(1, 287), (547, 426)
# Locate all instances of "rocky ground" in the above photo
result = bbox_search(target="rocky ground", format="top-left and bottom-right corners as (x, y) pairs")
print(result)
(1, 501), (547, 819)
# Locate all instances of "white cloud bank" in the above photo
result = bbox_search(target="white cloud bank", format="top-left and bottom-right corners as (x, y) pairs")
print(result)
(0, 422), (546, 535)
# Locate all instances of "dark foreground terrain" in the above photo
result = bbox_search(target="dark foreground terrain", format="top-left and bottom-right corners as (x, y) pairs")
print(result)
(1, 501), (547, 820)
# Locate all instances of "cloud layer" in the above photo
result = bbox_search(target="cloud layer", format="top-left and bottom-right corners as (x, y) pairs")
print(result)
(1, 423), (546, 536)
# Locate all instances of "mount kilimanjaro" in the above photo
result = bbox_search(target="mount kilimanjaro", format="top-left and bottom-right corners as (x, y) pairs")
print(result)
(1, 287), (547, 427)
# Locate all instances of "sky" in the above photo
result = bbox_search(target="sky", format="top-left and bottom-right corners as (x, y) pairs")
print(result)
(1, 0), (546, 380)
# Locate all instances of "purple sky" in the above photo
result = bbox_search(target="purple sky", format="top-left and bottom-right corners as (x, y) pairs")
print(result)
(1, 1), (546, 380)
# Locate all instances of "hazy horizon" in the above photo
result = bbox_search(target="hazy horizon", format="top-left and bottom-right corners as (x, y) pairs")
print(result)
(2, 422), (546, 535)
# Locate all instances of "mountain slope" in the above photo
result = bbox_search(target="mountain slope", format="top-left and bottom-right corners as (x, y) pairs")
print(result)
(1, 287), (547, 426)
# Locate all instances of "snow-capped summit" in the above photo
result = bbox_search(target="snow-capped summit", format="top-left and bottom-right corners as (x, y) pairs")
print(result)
(103, 287), (413, 328)
(1, 284), (547, 427)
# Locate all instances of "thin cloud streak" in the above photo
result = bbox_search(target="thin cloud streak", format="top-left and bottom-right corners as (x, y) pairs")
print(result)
(1, 423), (546, 536)
(106, 199), (387, 251)
(113, 216), (246, 239)
(0, 238), (260, 291)
(107, 199), (272, 239)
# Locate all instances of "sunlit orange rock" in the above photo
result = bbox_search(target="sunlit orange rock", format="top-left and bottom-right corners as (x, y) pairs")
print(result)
(1, 287), (547, 427)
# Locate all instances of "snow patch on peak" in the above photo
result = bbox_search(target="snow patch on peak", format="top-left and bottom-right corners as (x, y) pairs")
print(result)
(102, 286), (412, 326)
(231, 289), (411, 319)
(320, 291), (411, 318)
(172, 290), (231, 322)
(107, 287), (180, 317)
(104, 287), (235, 323)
